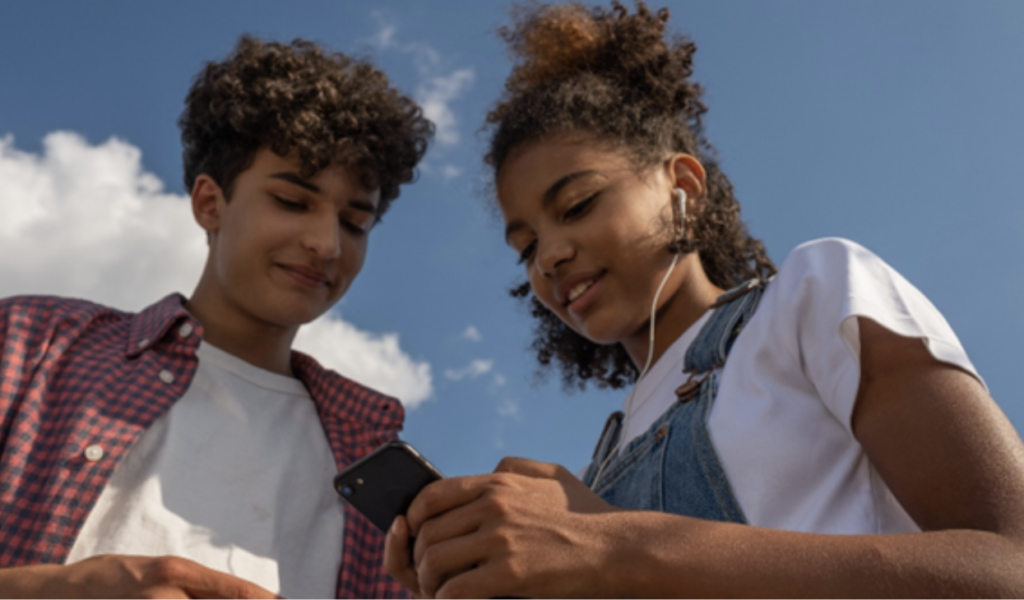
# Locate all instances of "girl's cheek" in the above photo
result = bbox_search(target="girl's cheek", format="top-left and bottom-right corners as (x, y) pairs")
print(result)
(528, 276), (559, 314)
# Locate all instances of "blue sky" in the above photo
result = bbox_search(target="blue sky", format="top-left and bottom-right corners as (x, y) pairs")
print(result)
(1, 1), (1022, 477)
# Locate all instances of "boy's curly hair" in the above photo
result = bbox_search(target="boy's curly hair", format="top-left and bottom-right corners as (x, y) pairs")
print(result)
(180, 35), (433, 218)
(486, 1), (776, 390)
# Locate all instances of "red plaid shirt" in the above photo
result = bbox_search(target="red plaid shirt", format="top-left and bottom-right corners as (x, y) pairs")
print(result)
(0, 293), (408, 598)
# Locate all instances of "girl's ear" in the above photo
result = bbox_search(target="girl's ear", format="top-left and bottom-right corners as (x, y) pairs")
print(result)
(666, 154), (707, 203)
(191, 174), (224, 235)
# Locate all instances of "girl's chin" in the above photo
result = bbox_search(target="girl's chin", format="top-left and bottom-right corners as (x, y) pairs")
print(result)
(571, 320), (632, 347)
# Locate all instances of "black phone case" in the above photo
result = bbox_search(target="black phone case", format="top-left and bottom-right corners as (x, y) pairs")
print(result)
(333, 440), (443, 532)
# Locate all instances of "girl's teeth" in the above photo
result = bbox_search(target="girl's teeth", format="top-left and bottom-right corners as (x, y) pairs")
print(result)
(568, 280), (594, 302)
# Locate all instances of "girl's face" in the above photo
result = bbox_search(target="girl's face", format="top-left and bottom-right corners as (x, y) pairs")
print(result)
(497, 133), (713, 356)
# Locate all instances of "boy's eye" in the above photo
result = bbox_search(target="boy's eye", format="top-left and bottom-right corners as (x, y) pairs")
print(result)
(517, 240), (537, 265)
(274, 195), (305, 210)
(341, 219), (371, 236)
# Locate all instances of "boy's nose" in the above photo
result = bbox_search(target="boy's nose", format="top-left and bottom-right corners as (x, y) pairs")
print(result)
(303, 217), (343, 259)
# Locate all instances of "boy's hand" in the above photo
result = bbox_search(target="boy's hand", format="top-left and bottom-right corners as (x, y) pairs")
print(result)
(0, 554), (279, 599)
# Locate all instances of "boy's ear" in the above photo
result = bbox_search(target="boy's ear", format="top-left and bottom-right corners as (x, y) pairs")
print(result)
(191, 174), (224, 234)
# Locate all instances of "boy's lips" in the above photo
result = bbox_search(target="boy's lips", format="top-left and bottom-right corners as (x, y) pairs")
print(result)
(278, 263), (330, 288)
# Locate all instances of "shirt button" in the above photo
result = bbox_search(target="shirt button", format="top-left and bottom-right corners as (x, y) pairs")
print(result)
(178, 323), (194, 338)
(138, 338), (149, 348)
(84, 444), (104, 461)
(159, 370), (174, 384)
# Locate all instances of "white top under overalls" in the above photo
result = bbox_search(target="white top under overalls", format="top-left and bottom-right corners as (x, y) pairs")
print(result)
(616, 238), (982, 534)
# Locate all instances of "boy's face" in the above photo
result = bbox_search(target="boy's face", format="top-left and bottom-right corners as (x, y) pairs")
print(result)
(196, 148), (379, 330)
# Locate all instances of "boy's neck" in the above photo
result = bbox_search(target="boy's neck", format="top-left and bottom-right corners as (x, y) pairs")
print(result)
(185, 283), (298, 378)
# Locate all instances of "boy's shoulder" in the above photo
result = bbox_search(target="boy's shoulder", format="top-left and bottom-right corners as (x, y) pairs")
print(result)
(0, 294), (129, 327)
(291, 349), (405, 433)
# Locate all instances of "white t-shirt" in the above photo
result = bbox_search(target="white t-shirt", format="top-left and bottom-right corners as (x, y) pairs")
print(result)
(66, 342), (345, 599)
(617, 238), (982, 534)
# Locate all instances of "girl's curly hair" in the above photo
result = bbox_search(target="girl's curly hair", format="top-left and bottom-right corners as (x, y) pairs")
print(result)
(486, 1), (776, 390)
(179, 35), (433, 217)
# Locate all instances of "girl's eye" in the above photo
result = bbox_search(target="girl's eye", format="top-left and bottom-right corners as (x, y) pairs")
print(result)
(564, 193), (598, 220)
(517, 240), (537, 265)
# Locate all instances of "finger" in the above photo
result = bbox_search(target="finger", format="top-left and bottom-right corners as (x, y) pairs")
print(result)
(494, 456), (568, 481)
(434, 561), (512, 600)
(413, 496), (486, 568)
(406, 475), (496, 534)
(416, 530), (493, 599)
(161, 558), (277, 599)
(384, 516), (422, 597)
(137, 584), (191, 599)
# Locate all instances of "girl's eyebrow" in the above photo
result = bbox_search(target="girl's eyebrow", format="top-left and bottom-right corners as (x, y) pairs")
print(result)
(542, 170), (597, 207)
(504, 170), (598, 243)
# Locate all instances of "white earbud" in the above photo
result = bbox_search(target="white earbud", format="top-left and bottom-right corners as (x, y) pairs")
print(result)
(675, 187), (687, 224)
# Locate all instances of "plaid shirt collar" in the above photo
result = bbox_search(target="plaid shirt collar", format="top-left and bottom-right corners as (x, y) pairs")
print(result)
(125, 293), (194, 358)
(125, 294), (405, 431)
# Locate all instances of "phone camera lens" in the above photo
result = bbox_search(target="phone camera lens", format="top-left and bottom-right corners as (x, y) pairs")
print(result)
(341, 484), (355, 496)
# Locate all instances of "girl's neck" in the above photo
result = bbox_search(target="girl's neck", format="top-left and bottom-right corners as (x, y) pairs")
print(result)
(620, 253), (724, 372)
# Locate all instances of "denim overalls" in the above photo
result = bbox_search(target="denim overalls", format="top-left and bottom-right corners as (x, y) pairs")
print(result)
(581, 279), (767, 523)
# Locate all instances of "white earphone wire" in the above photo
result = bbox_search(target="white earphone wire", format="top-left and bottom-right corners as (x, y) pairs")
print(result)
(589, 187), (686, 490)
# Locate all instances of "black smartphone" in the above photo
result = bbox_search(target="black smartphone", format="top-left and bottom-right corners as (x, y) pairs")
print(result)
(333, 440), (444, 532)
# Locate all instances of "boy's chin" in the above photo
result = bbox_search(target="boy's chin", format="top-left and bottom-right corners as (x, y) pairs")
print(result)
(259, 300), (334, 329)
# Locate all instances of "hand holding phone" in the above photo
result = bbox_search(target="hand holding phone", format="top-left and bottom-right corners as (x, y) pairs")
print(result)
(333, 440), (443, 532)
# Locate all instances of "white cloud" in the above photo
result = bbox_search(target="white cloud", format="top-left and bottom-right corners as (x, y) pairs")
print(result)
(417, 69), (475, 147)
(367, 13), (475, 148)
(489, 373), (507, 393)
(0, 132), (205, 309)
(0, 131), (433, 407)
(294, 315), (432, 407)
(369, 17), (396, 49)
(497, 398), (520, 420)
(444, 359), (494, 381)
(461, 325), (482, 342)
(367, 11), (441, 73)
(442, 164), (462, 181)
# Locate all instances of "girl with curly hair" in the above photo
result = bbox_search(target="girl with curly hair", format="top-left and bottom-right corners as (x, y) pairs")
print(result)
(385, 2), (1024, 597)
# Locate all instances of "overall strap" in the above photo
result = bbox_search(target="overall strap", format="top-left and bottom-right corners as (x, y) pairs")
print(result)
(676, 278), (768, 402)
(588, 277), (769, 469)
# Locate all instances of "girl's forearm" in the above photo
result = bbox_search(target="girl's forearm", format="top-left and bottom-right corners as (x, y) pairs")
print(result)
(603, 511), (1024, 598)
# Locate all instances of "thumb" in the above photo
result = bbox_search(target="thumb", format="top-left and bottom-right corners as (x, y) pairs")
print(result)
(494, 456), (570, 481)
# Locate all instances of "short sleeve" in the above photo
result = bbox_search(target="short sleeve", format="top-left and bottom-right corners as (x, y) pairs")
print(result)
(773, 238), (983, 433)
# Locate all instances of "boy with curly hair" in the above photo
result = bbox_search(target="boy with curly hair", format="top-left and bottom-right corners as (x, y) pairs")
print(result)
(0, 36), (431, 598)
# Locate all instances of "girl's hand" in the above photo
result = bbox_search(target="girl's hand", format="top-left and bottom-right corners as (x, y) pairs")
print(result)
(386, 457), (623, 599)
(383, 515), (423, 598)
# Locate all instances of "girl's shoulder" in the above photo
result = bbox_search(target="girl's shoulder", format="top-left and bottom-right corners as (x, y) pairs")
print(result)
(763, 237), (932, 332)
(741, 236), (983, 409)
(772, 236), (890, 291)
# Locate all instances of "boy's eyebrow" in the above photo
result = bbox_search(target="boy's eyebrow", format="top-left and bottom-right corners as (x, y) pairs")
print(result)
(348, 199), (378, 215)
(504, 170), (597, 243)
(270, 172), (320, 194)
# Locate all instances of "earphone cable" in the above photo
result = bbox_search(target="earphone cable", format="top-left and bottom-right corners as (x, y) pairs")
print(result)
(588, 249), (680, 490)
